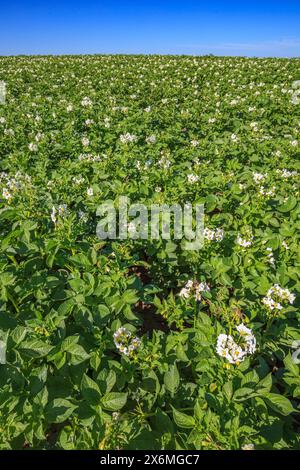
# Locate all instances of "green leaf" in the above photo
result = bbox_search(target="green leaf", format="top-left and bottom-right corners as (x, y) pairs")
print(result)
(59, 425), (75, 450)
(61, 335), (79, 351)
(277, 197), (298, 213)
(67, 343), (90, 365)
(264, 393), (295, 416)
(106, 370), (116, 393)
(223, 381), (233, 401)
(19, 339), (53, 358)
(101, 392), (127, 411)
(57, 299), (74, 316)
(81, 374), (101, 405)
(233, 387), (256, 401)
(45, 399), (77, 423)
(70, 253), (92, 267)
(284, 353), (299, 377)
(172, 407), (195, 429)
(10, 326), (27, 346)
(121, 289), (139, 305)
(256, 373), (272, 394)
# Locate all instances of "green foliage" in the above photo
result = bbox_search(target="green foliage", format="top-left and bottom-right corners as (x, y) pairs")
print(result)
(0, 54), (299, 450)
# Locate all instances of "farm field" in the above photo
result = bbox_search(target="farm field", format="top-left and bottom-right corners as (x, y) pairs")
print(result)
(0, 54), (300, 450)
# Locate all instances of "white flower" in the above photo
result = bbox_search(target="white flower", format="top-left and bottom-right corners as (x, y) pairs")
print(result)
(78, 210), (88, 222)
(72, 176), (84, 185)
(81, 96), (92, 107)
(179, 287), (190, 299)
(204, 227), (224, 242)
(278, 169), (297, 178)
(78, 153), (101, 162)
(236, 324), (253, 338)
(87, 187), (93, 197)
(35, 132), (43, 142)
(113, 327), (141, 357)
(259, 186), (275, 197)
(66, 104), (73, 112)
(195, 281), (210, 301)
(2, 188), (12, 201)
(82, 137), (90, 147)
(158, 157), (171, 169)
(191, 139), (199, 147)
(263, 284), (296, 311)
(28, 142), (38, 152)
(241, 443), (255, 450)
(237, 234), (253, 248)
(58, 204), (68, 216)
(85, 119), (94, 126)
(266, 247), (275, 267)
(179, 280), (210, 301)
(187, 173), (199, 184)
(120, 132), (137, 144)
(253, 172), (267, 184)
(216, 324), (256, 364)
(215, 228), (224, 241)
(290, 140), (298, 147)
(146, 134), (156, 144)
(50, 206), (57, 224)
(203, 228), (215, 241)
(104, 117), (110, 128)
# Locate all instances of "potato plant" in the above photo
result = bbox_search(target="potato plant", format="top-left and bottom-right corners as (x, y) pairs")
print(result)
(0, 55), (299, 450)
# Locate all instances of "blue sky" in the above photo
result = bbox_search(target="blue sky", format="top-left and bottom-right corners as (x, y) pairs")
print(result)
(1, 0), (300, 57)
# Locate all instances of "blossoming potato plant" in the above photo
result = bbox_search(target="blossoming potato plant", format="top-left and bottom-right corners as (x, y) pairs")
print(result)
(0, 55), (300, 450)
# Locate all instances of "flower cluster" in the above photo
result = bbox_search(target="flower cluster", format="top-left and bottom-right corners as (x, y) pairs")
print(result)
(216, 324), (256, 364)
(204, 227), (224, 242)
(78, 153), (101, 162)
(179, 280), (210, 301)
(158, 154), (171, 169)
(81, 96), (93, 107)
(236, 233), (253, 248)
(258, 186), (276, 197)
(0, 171), (31, 201)
(81, 136), (90, 147)
(146, 134), (156, 144)
(113, 327), (141, 357)
(119, 132), (137, 144)
(262, 284), (296, 311)
(51, 204), (68, 224)
(187, 173), (199, 184)
(266, 247), (275, 267)
(253, 172), (267, 184)
(276, 169), (298, 179)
